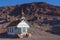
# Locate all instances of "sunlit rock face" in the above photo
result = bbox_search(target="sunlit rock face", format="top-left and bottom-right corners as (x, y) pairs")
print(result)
(0, 2), (60, 34)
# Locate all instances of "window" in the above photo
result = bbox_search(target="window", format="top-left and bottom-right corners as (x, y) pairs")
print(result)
(23, 27), (26, 32)
(9, 27), (13, 32)
(8, 26), (15, 33)
(21, 27), (27, 34)
(16, 28), (21, 34)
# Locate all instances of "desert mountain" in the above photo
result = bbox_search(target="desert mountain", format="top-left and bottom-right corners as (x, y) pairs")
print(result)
(0, 2), (60, 36)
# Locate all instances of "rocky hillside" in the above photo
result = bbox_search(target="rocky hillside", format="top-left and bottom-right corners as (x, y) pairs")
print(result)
(0, 2), (60, 35)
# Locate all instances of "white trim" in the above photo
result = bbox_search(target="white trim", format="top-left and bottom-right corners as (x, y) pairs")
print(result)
(17, 20), (30, 28)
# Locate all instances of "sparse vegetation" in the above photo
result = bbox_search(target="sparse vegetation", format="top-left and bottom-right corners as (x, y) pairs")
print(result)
(0, 2), (60, 36)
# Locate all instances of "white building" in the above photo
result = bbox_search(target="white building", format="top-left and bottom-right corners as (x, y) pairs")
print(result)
(7, 10), (30, 35)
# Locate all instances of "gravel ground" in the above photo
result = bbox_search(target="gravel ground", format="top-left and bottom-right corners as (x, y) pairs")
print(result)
(0, 26), (60, 40)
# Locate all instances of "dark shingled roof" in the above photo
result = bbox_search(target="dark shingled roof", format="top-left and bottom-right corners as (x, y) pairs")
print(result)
(7, 20), (20, 27)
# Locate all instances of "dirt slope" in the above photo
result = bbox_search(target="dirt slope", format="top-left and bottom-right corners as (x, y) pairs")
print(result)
(0, 2), (60, 40)
(0, 26), (60, 40)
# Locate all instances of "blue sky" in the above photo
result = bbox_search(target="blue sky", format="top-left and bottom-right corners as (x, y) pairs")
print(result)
(0, 0), (60, 7)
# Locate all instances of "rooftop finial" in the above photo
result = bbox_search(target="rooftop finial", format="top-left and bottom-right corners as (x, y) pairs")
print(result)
(21, 8), (25, 17)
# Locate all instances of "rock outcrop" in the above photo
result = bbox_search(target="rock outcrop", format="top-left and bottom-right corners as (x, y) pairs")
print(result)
(0, 2), (60, 34)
